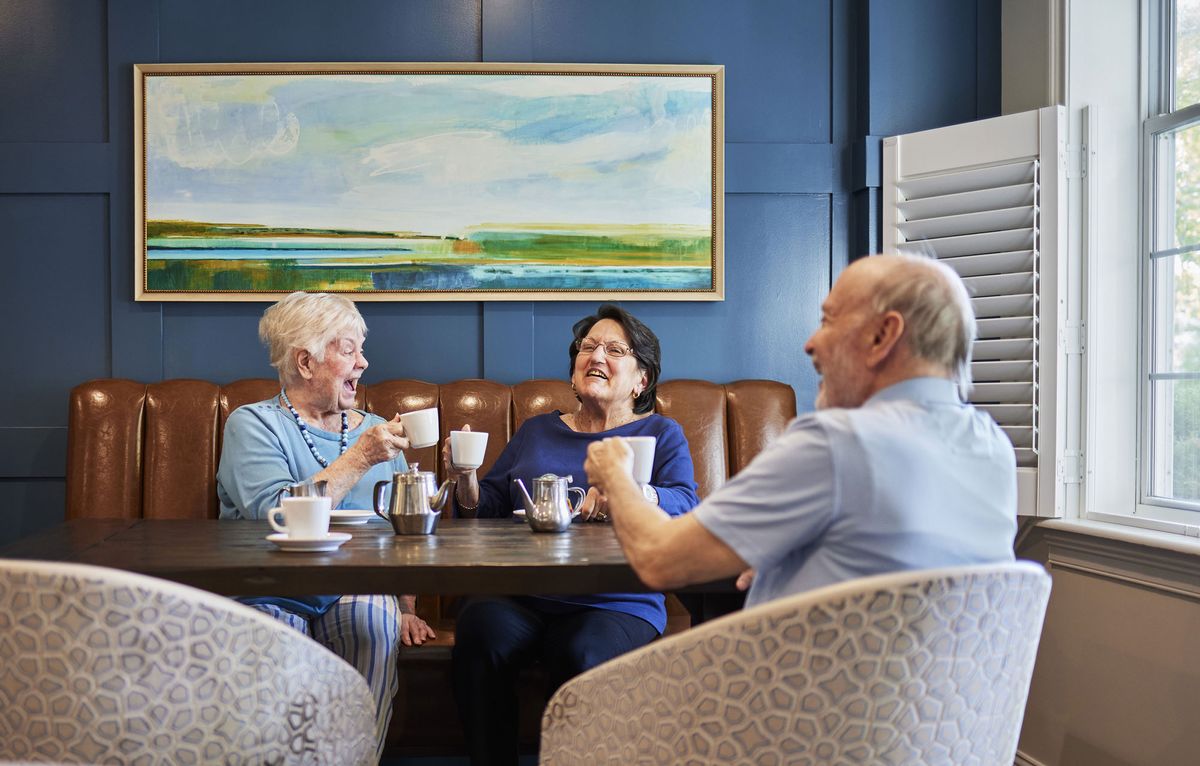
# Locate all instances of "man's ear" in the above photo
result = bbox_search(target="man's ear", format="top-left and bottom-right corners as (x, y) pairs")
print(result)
(865, 310), (905, 368)
(295, 349), (315, 380)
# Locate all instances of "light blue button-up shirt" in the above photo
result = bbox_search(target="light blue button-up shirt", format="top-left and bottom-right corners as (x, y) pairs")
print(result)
(694, 377), (1017, 608)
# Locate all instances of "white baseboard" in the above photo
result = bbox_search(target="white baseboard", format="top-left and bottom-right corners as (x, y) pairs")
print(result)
(1016, 750), (1049, 766)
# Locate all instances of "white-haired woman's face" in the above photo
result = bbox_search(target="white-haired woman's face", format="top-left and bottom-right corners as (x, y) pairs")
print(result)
(300, 329), (368, 412)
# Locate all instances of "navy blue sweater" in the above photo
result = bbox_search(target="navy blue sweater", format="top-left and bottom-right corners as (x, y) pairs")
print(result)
(475, 411), (700, 632)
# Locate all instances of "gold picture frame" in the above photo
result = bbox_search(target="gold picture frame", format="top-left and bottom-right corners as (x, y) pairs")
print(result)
(134, 62), (724, 302)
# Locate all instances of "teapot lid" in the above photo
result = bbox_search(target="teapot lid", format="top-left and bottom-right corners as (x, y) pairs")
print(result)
(394, 463), (425, 483)
(535, 472), (573, 483)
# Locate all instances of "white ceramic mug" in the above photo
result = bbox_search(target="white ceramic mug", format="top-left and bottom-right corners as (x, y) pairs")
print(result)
(625, 436), (657, 485)
(269, 496), (332, 539)
(450, 430), (489, 470)
(400, 407), (440, 449)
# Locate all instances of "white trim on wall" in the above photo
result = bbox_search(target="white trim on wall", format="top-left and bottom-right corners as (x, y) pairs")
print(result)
(1043, 522), (1200, 600)
(1015, 750), (1051, 766)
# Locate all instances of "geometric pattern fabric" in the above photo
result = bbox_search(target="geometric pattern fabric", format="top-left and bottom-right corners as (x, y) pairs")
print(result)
(0, 559), (376, 765)
(540, 562), (1052, 765)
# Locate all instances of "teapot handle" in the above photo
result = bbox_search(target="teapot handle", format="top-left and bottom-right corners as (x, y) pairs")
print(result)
(373, 480), (390, 522)
(567, 486), (587, 517)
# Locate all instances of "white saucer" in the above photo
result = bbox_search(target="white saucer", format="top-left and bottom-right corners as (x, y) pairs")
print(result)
(330, 510), (376, 526)
(266, 532), (351, 552)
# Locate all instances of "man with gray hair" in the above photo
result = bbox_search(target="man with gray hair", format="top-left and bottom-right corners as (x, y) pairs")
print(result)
(585, 254), (1016, 607)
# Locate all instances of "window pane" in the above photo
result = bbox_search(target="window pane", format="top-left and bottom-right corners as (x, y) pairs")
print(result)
(1150, 379), (1200, 502)
(1151, 253), (1200, 372)
(1179, 0), (1200, 109)
(1154, 121), (1200, 252)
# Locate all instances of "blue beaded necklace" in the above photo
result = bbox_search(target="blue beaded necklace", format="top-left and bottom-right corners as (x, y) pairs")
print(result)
(280, 389), (349, 468)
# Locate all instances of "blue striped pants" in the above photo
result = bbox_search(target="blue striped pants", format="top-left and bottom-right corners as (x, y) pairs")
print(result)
(251, 595), (402, 763)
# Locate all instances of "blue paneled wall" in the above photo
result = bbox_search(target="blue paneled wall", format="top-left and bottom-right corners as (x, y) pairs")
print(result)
(0, 0), (1000, 545)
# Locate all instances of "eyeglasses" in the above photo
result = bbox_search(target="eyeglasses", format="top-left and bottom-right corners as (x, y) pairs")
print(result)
(576, 337), (633, 358)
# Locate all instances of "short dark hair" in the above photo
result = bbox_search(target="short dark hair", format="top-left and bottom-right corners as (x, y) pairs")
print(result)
(569, 303), (662, 414)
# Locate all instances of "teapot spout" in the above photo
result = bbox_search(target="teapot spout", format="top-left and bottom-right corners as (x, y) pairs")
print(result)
(429, 479), (456, 512)
(513, 478), (536, 515)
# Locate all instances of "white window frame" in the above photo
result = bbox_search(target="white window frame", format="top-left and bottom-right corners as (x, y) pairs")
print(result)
(1065, 0), (1152, 534)
(1135, 0), (1200, 526)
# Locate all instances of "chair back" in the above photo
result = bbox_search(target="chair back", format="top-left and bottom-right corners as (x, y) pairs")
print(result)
(540, 561), (1052, 765)
(0, 559), (377, 765)
(66, 377), (797, 520)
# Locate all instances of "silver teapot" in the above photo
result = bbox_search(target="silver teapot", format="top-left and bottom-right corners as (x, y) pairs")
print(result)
(514, 473), (586, 533)
(373, 463), (454, 535)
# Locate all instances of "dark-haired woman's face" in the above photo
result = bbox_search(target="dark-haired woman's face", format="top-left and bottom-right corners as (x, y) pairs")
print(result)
(571, 318), (647, 412)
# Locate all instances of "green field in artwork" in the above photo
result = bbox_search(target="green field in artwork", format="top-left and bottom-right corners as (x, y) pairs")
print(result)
(145, 220), (713, 292)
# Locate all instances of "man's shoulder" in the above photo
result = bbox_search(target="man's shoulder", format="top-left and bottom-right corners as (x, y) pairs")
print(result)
(845, 392), (1014, 463)
(758, 410), (851, 465)
(787, 408), (856, 441)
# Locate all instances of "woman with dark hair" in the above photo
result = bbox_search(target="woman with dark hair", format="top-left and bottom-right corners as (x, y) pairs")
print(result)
(443, 303), (699, 766)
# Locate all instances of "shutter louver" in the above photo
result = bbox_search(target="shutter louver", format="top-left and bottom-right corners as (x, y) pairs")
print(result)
(893, 158), (1040, 470)
(882, 106), (1069, 518)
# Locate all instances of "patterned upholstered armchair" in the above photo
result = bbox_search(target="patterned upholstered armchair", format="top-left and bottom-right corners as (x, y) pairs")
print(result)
(0, 559), (377, 765)
(539, 561), (1051, 765)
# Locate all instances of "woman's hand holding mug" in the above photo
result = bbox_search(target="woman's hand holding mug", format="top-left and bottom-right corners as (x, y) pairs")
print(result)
(354, 414), (410, 465)
(441, 424), (479, 478)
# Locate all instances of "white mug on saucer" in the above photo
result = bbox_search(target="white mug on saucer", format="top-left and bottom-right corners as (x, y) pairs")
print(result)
(450, 430), (489, 470)
(624, 436), (657, 485)
(269, 496), (332, 539)
(400, 407), (440, 449)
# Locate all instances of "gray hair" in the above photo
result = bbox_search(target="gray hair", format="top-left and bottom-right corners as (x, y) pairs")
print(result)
(258, 292), (367, 385)
(870, 254), (976, 398)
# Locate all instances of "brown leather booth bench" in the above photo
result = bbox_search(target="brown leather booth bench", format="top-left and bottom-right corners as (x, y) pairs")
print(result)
(66, 376), (796, 755)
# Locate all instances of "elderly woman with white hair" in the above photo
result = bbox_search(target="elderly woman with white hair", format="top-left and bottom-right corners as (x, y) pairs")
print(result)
(216, 291), (435, 760)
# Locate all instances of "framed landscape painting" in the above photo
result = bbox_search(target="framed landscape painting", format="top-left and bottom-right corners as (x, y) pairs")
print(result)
(134, 62), (724, 301)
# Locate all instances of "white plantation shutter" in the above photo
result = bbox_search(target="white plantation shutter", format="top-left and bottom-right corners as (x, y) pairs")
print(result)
(883, 106), (1073, 518)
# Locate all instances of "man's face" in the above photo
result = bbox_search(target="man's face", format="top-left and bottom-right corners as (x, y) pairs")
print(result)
(804, 267), (877, 409)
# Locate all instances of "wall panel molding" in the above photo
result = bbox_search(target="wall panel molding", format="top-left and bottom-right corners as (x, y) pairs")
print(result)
(107, 0), (163, 382)
(725, 143), (835, 195)
(1015, 751), (1049, 766)
(0, 0), (1001, 547)
(1045, 527), (1200, 603)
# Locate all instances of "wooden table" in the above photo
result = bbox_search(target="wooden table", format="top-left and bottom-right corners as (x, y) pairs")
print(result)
(0, 517), (730, 597)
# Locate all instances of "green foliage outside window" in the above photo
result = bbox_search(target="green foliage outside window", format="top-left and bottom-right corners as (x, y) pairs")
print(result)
(1168, 2), (1200, 500)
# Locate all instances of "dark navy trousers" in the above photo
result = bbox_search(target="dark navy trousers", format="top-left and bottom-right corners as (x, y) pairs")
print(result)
(451, 595), (659, 766)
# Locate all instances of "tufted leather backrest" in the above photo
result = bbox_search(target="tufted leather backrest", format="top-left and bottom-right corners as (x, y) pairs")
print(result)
(66, 378), (796, 520)
(655, 381), (729, 500)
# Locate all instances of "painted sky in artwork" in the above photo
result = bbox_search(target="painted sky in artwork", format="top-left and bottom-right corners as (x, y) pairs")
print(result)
(145, 73), (714, 236)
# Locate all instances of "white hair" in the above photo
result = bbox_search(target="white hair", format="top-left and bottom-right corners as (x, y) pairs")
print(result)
(258, 292), (367, 385)
(869, 253), (976, 398)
